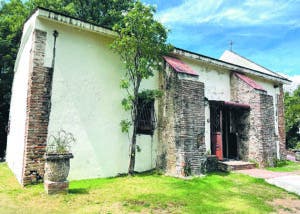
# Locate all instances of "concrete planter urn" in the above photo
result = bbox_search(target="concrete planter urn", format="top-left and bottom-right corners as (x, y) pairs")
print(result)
(44, 153), (73, 182)
(295, 150), (300, 161)
(44, 130), (75, 194)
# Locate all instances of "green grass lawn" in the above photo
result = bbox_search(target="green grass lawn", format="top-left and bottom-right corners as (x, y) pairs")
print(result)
(0, 163), (298, 214)
(267, 160), (300, 172)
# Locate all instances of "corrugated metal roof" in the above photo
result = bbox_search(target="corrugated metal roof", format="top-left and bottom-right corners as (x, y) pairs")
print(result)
(234, 72), (266, 91)
(163, 56), (198, 76)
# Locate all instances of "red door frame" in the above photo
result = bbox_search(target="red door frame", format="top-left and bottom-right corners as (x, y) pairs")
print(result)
(210, 101), (223, 160)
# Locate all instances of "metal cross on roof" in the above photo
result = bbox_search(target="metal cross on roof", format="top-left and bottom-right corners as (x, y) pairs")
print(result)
(229, 40), (234, 51)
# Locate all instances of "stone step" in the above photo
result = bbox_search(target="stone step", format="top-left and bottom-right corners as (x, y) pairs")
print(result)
(218, 160), (256, 172)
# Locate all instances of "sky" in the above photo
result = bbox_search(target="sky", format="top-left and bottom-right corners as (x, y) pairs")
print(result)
(143, 0), (300, 90)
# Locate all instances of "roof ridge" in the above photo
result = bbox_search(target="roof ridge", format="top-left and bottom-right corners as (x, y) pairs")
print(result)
(225, 50), (287, 79)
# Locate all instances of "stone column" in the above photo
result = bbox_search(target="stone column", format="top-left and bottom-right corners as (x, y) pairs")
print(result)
(157, 68), (206, 176)
(22, 30), (53, 185)
(277, 85), (287, 159)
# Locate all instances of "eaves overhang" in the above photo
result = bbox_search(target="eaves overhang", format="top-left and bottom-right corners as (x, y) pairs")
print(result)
(173, 48), (291, 84)
(33, 7), (117, 38)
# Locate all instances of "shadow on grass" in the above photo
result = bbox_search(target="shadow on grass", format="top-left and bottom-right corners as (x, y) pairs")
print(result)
(69, 188), (89, 194)
(116, 169), (157, 178)
(205, 171), (230, 177)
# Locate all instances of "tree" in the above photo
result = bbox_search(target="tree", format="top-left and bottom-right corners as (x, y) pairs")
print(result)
(0, 0), (134, 158)
(111, 1), (172, 175)
(284, 85), (300, 149)
(0, 0), (29, 158)
(70, 0), (134, 28)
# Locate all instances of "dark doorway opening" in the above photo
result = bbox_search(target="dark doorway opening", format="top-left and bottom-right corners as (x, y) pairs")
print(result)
(222, 108), (238, 159)
(210, 100), (250, 161)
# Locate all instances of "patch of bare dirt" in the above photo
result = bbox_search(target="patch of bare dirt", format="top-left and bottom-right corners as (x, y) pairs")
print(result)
(269, 197), (300, 214)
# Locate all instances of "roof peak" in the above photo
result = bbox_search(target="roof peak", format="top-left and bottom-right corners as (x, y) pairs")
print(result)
(220, 49), (286, 80)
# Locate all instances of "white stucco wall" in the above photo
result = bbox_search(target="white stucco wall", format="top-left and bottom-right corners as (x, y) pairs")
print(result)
(36, 18), (158, 180)
(181, 57), (231, 101)
(6, 14), (37, 183)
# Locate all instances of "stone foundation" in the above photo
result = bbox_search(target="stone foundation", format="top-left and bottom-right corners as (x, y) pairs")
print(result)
(157, 66), (206, 176)
(44, 180), (69, 194)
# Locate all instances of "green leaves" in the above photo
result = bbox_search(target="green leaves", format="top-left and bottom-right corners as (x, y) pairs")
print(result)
(120, 119), (131, 133)
(111, 1), (172, 82)
(120, 79), (129, 89)
(284, 85), (300, 149)
(121, 97), (132, 111)
(138, 89), (163, 102)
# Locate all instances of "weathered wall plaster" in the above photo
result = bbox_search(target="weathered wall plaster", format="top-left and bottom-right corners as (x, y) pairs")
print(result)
(36, 18), (158, 180)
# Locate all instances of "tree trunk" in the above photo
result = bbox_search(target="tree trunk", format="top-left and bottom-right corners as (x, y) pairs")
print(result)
(128, 126), (137, 175)
(128, 81), (141, 175)
(128, 103), (138, 175)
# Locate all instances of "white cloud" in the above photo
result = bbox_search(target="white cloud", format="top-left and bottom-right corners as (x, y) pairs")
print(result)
(284, 75), (300, 92)
(157, 0), (299, 27)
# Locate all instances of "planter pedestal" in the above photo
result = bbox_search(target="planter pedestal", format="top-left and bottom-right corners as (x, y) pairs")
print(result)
(44, 180), (69, 194)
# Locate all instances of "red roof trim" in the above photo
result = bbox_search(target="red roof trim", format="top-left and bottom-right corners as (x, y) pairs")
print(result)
(163, 56), (198, 76)
(234, 72), (266, 91)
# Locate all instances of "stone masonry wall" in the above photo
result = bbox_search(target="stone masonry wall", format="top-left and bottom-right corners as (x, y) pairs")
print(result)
(157, 66), (206, 176)
(277, 85), (287, 159)
(231, 73), (277, 167)
(22, 30), (53, 185)
(260, 94), (277, 165)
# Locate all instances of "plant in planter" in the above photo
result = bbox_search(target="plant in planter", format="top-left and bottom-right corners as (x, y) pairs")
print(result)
(44, 130), (75, 194)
